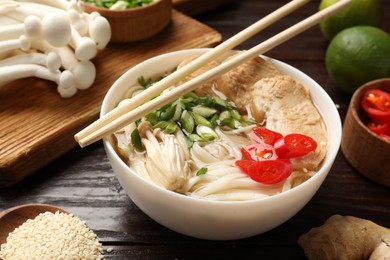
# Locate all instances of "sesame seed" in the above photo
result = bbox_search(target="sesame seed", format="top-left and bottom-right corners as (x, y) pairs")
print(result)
(0, 211), (104, 260)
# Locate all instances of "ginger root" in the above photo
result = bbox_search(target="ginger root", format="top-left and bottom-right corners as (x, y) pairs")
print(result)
(298, 215), (390, 260)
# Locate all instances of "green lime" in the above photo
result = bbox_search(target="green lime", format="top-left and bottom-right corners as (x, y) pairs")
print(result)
(319, 0), (383, 40)
(325, 26), (390, 94)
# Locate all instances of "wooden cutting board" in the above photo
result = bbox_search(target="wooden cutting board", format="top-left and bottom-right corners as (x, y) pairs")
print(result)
(0, 10), (222, 188)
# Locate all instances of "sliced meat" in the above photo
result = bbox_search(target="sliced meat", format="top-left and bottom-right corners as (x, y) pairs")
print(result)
(250, 75), (328, 171)
(215, 54), (281, 112)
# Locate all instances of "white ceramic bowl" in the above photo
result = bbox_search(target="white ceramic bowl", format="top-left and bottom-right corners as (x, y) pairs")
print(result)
(101, 49), (342, 240)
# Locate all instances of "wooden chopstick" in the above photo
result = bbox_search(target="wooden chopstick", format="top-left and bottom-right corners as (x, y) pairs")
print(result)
(74, 0), (311, 144)
(76, 0), (351, 148)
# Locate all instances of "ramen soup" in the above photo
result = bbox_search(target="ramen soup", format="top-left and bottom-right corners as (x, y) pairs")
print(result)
(112, 54), (328, 201)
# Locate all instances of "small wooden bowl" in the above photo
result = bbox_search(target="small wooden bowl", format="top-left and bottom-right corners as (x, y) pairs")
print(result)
(84, 0), (172, 43)
(341, 78), (390, 187)
(0, 204), (68, 245)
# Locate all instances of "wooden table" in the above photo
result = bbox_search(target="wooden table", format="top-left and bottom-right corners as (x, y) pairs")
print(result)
(1, 0), (389, 258)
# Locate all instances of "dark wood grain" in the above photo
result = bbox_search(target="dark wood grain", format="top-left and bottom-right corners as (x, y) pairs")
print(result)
(1, 0), (389, 259)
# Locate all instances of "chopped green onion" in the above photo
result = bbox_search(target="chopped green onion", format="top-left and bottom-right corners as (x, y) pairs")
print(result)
(131, 128), (142, 151)
(196, 167), (208, 176)
(180, 110), (195, 134)
(209, 113), (219, 127)
(244, 118), (257, 124)
(164, 121), (179, 134)
(188, 134), (203, 142)
(171, 101), (182, 121)
(212, 96), (228, 108)
(160, 104), (176, 121)
(220, 118), (242, 129)
(196, 125), (218, 141)
(137, 75), (152, 88)
(145, 112), (159, 125)
(153, 121), (170, 129)
(184, 136), (194, 149)
(131, 72), (259, 150)
(192, 105), (218, 118)
(191, 112), (212, 128)
(219, 110), (231, 121)
(229, 109), (241, 120)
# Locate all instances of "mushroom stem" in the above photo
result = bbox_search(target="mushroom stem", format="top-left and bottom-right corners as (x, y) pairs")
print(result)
(2, 5), (72, 47)
(14, 1), (88, 35)
(14, 0), (84, 13)
(3, 4), (97, 58)
(0, 64), (76, 97)
(0, 52), (61, 72)
(0, 35), (30, 54)
(2, 4), (48, 20)
(69, 27), (97, 61)
(31, 40), (96, 90)
(0, 15), (42, 41)
(0, 1), (19, 14)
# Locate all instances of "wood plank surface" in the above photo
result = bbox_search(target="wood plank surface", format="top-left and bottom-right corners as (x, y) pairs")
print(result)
(0, 10), (222, 187)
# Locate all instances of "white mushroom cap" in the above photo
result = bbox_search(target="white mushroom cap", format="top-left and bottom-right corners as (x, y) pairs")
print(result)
(19, 35), (30, 51)
(72, 60), (96, 90)
(24, 15), (42, 39)
(41, 13), (71, 47)
(74, 36), (97, 61)
(57, 70), (77, 97)
(89, 15), (111, 49)
(46, 52), (62, 71)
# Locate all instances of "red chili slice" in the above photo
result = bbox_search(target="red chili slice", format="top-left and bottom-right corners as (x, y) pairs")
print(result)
(361, 89), (390, 123)
(274, 134), (318, 159)
(241, 143), (276, 161)
(251, 126), (283, 145)
(378, 133), (390, 142)
(235, 159), (293, 184)
(367, 121), (390, 135)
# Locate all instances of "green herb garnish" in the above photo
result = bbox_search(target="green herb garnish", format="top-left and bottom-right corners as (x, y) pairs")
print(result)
(131, 128), (142, 151)
(196, 167), (208, 176)
(131, 75), (257, 150)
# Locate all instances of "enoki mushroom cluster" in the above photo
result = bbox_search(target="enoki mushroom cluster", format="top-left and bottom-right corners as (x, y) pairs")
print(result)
(0, 0), (111, 97)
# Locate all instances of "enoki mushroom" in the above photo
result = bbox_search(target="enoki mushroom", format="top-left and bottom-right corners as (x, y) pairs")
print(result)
(0, 0), (111, 97)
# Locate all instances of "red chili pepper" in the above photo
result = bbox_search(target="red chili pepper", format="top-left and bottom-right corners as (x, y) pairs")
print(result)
(274, 134), (317, 159)
(361, 89), (390, 124)
(367, 121), (390, 135)
(241, 143), (276, 161)
(251, 126), (283, 145)
(237, 127), (317, 184)
(235, 159), (293, 184)
(378, 133), (390, 142)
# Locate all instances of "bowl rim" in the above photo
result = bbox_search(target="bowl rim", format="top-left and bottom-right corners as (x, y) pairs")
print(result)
(101, 48), (342, 205)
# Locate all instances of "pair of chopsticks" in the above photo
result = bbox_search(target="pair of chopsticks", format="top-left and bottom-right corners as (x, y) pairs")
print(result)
(75, 0), (351, 148)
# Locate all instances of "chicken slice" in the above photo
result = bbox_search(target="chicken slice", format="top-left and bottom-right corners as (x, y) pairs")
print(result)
(215, 54), (282, 112)
(250, 75), (328, 171)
